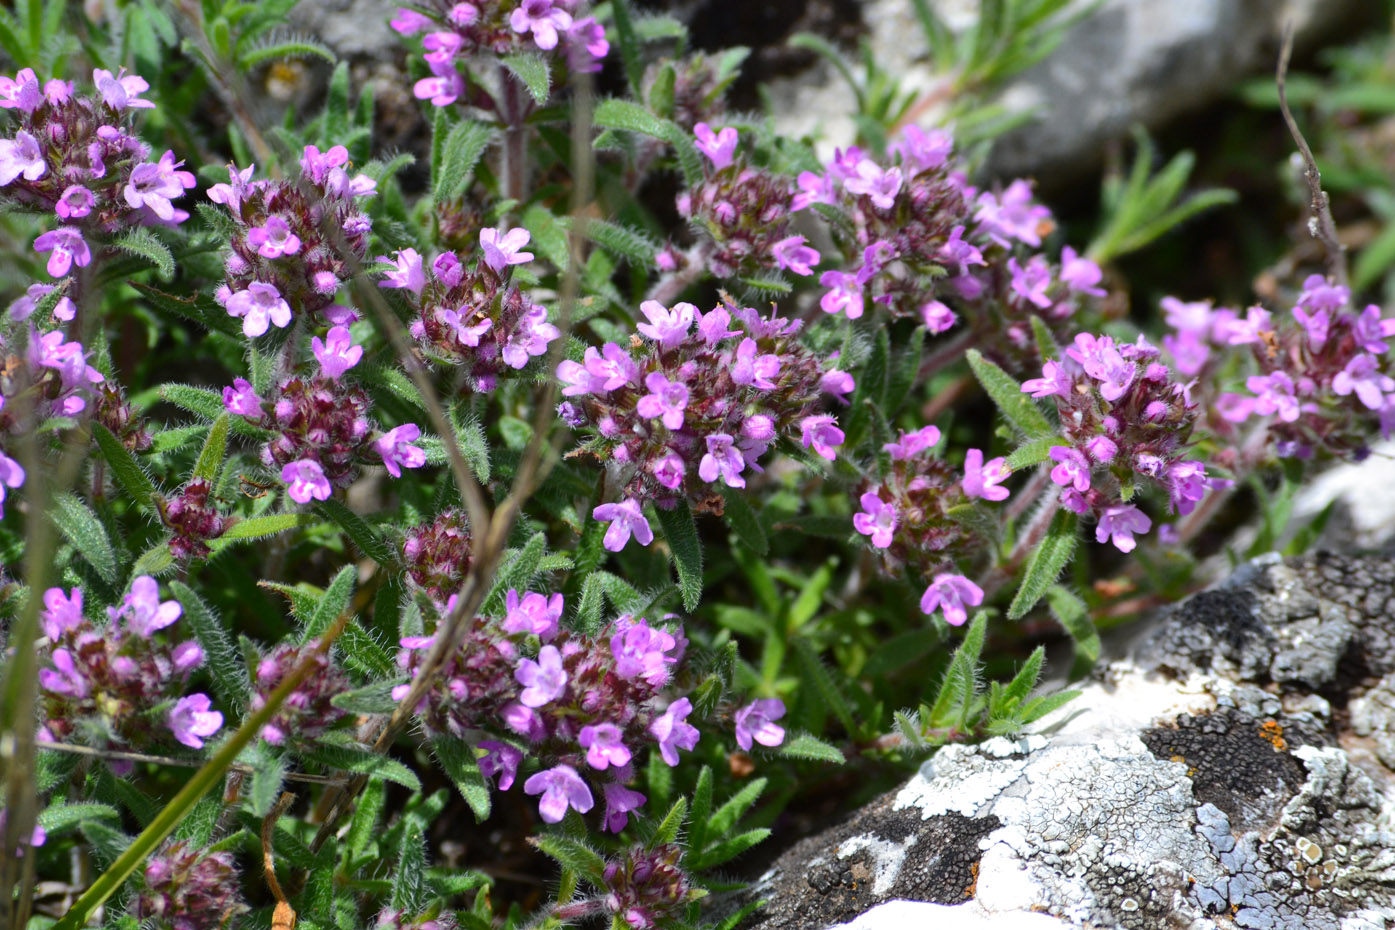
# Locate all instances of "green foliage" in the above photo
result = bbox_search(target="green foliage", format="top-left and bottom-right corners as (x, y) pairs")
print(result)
(655, 501), (704, 612)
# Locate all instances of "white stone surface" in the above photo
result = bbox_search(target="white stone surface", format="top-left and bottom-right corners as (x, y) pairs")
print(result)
(826, 899), (1071, 929)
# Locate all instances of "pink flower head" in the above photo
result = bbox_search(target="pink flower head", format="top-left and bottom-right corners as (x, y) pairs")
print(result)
(651, 451), (686, 490)
(853, 492), (897, 548)
(800, 415), (843, 461)
(697, 304), (741, 344)
(55, 185), (94, 219)
(1332, 354), (1395, 410)
(437, 307), (493, 348)
(516, 644), (567, 707)
(921, 300), (957, 334)
(819, 270), (864, 320)
(1008, 256), (1053, 308)
(524, 764), (594, 824)
(29, 330), (103, 397)
(389, 7), (433, 34)
(0, 451), (22, 519)
(694, 123), (738, 170)
(378, 248), (425, 295)
(566, 16), (610, 72)
(1059, 246), (1105, 297)
(1066, 334), (1133, 402)
(375, 424), (426, 478)
(649, 697), (699, 766)
(894, 125), (953, 174)
(974, 179), (1050, 248)
(503, 304), (560, 369)
(32, 227), (90, 278)
(1245, 371), (1301, 422)
(610, 617), (680, 685)
(421, 31), (464, 66)
(247, 214), (301, 259)
(636, 372), (690, 430)
(110, 575), (182, 637)
(282, 459), (332, 503)
(414, 62), (466, 107)
(593, 498), (653, 552)
(504, 589), (564, 640)
(510, 0), (573, 51)
(636, 300), (697, 347)
(169, 693), (223, 749)
(93, 68), (154, 110)
(772, 235), (820, 276)
(480, 226), (534, 274)
(0, 130), (45, 186)
(479, 740), (523, 790)
(39, 649), (87, 697)
(1095, 503), (1151, 553)
(883, 425), (941, 460)
(843, 161), (902, 210)
(225, 281), (292, 338)
(1048, 446), (1091, 493)
(40, 587), (83, 641)
(937, 225), (985, 271)
(312, 325), (363, 380)
(734, 698), (786, 751)
(792, 170), (835, 211)
(0, 68), (42, 112)
(821, 368), (856, 399)
(1297, 274), (1349, 314)
(698, 433), (746, 488)
(1351, 304), (1395, 355)
(962, 449), (1010, 502)
(602, 782), (646, 833)
(919, 573), (984, 626)
(1166, 460), (1216, 516)
(299, 144), (349, 183)
(1021, 358), (1074, 399)
(1223, 305), (1274, 346)
(579, 722), (632, 770)
(206, 162), (258, 213)
(732, 338), (781, 390)
(222, 377), (263, 417)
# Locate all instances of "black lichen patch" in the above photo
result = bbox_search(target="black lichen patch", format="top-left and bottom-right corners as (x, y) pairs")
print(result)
(1158, 588), (1275, 678)
(1142, 707), (1306, 831)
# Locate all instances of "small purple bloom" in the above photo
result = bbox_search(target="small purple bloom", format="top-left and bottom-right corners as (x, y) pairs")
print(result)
(1008, 256), (1052, 309)
(800, 415), (843, 461)
(919, 573), (984, 626)
(1066, 334), (1134, 401)
(503, 304), (560, 369)
(375, 424), (426, 478)
(0, 68), (42, 112)
(39, 649), (87, 697)
(40, 586), (83, 641)
(0, 451), (22, 519)
(603, 782), (646, 833)
(516, 644), (567, 707)
(247, 215), (301, 259)
(1297, 274), (1349, 314)
(312, 325), (363, 380)
(282, 459), (332, 503)
(636, 300), (697, 347)
(1095, 503), (1151, 553)
(33, 227), (90, 278)
(698, 433), (746, 488)
(524, 764), (594, 824)
(843, 161), (902, 209)
(55, 185), (94, 219)
(821, 368), (856, 399)
(479, 740), (523, 790)
(0, 130), (45, 186)
(1246, 372), (1301, 422)
(225, 281), (292, 338)
(894, 125), (953, 174)
(883, 425), (941, 460)
(509, 0), (573, 51)
(378, 248), (425, 295)
(937, 225), (985, 271)
(1166, 460), (1214, 516)
(566, 16), (609, 72)
(1021, 359), (1074, 399)
(1351, 304), (1395, 355)
(962, 449), (1010, 502)
(1332, 354), (1395, 410)
(222, 378), (263, 417)
(593, 498), (654, 552)
(111, 575), (182, 637)
(1059, 246), (1105, 297)
(636, 372), (690, 430)
(732, 338), (780, 390)
(694, 123), (738, 170)
(391, 8), (433, 34)
(818, 270), (864, 320)
(734, 698), (786, 751)
(480, 226), (534, 274)
(649, 697), (699, 766)
(579, 722), (632, 770)
(974, 179), (1050, 247)
(1048, 446), (1091, 493)
(853, 493), (897, 548)
(93, 67), (154, 109)
(772, 235), (819, 276)
(504, 589), (564, 640)
(1222, 306), (1273, 346)
(651, 452), (686, 490)
(611, 617), (680, 685)
(921, 300), (957, 334)
(169, 694), (223, 749)
(792, 170), (835, 211)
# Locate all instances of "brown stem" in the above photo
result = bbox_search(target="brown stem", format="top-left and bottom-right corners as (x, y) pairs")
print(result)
(500, 64), (529, 208)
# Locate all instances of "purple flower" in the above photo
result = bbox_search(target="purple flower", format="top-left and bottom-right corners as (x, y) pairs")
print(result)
(1066, 334), (1133, 401)
(225, 282), (292, 338)
(567, 16), (610, 72)
(503, 304), (560, 369)
(821, 367), (856, 399)
(694, 123), (738, 170)
(937, 225), (985, 271)
(110, 576), (182, 637)
(480, 226), (534, 273)
(0, 451), (25, 519)
(169, 693), (223, 749)
(1048, 446), (1091, 493)
(504, 590), (564, 640)
(1351, 304), (1395, 354)
(516, 644), (567, 707)
(33, 227), (90, 278)
(222, 378), (263, 417)
(422, 31), (463, 65)
(93, 67), (154, 109)
(29, 330), (103, 400)
(509, 0), (573, 51)
(375, 424), (426, 478)
(1086, 436), (1117, 463)
(921, 300), (957, 334)
(894, 125), (953, 174)
(378, 248), (425, 295)
(1245, 372), (1301, 422)
(308, 326), (360, 380)
(479, 740), (524, 790)
(651, 452), (686, 490)
(1332, 354), (1394, 410)
(524, 764), (594, 823)
(0, 68), (42, 112)
(853, 493), (897, 548)
(698, 433), (746, 488)
(636, 300), (696, 347)
(1008, 256), (1052, 308)
(55, 185), (94, 219)
(792, 170), (835, 211)
(501, 701), (544, 741)
(636, 372), (690, 430)
(974, 179), (1050, 247)
(882, 425), (941, 460)
(1021, 359), (1074, 399)
(649, 697), (699, 766)
(603, 782), (646, 833)
(819, 270), (864, 320)
(593, 499), (654, 552)
(390, 7), (432, 33)
(39, 587), (83, 641)
(731, 338), (780, 389)
(800, 415), (843, 461)
(734, 698), (786, 751)
(437, 307), (493, 347)
(579, 722), (632, 770)
(1297, 274), (1349, 314)
(697, 305), (741, 344)
(919, 573), (984, 626)
(282, 459), (332, 503)
(39, 649), (87, 697)
(843, 161), (902, 209)
(247, 215), (302, 259)
(1222, 306), (1273, 346)
(1059, 246), (1105, 296)
(1095, 503), (1151, 552)
(772, 236), (819, 276)
(0, 130), (45, 185)
(962, 449), (1010, 502)
(414, 61), (466, 107)
(124, 151), (194, 222)
(611, 617), (680, 686)
(1166, 460), (1216, 516)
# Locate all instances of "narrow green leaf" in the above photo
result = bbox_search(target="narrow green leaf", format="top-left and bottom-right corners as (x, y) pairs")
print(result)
(50, 492), (117, 584)
(171, 581), (251, 708)
(501, 52), (550, 104)
(567, 216), (658, 265)
(778, 732), (844, 764)
(315, 498), (394, 564)
(299, 743), (422, 791)
(1007, 510), (1078, 619)
(159, 384), (226, 421)
(926, 613), (986, 728)
(1005, 436), (1055, 471)
(787, 559), (835, 632)
(247, 752), (287, 818)
(690, 827), (770, 870)
(531, 834), (607, 885)
(593, 97), (669, 137)
(999, 646), (1045, 709)
(434, 119), (494, 203)
(346, 779), (385, 860)
(391, 816), (427, 915)
(966, 349), (1054, 439)
(792, 638), (857, 737)
(1030, 316), (1058, 361)
(237, 36), (335, 68)
(433, 737), (492, 822)
(92, 423), (156, 513)
(719, 486), (767, 555)
(705, 777), (766, 841)
(339, 625), (396, 679)
(654, 501), (703, 612)
(220, 512), (319, 541)
(305, 564), (356, 641)
(331, 680), (402, 714)
(131, 540), (175, 577)
(1020, 689), (1081, 723)
(111, 227), (174, 281)
(37, 803), (120, 835)
(1045, 584), (1100, 669)
(484, 532), (547, 613)
(687, 767), (714, 853)
(608, 0), (645, 95)
(650, 796), (687, 847)
(193, 413), (230, 482)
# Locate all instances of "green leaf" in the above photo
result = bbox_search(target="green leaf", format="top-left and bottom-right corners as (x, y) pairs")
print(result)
(792, 638), (857, 737)
(531, 834), (607, 885)
(1354, 220), (1395, 291)
(330, 680), (402, 714)
(687, 767), (714, 852)
(484, 532), (547, 614)
(778, 732), (844, 764)
(81, 820), (133, 869)
(501, 52), (550, 104)
(654, 501), (703, 612)
(346, 779), (385, 860)
(608, 0), (645, 95)
(705, 777), (766, 842)
(131, 540), (175, 577)
(220, 512), (319, 541)
(567, 216), (658, 265)
(926, 613), (987, 727)
(690, 827), (770, 870)
(247, 752), (287, 818)
(171, 581), (251, 708)
(315, 498), (394, 564)
(719, 486), (767, 555)
(1045, 584), (1100, 671)
(237, 35), (335, 69)
(452, 408), (491, 484)
(1005, 436), (1055, 471)
(593, 97), (670, 137)
(305, 564), (356, 641)
(434, 119), (494, 203)
(159, 384), (226, 421)
(50, 492), (117, 584)
(391, 814), (427, 915)
(1020, 689), (1081, 723)
(192, 413), (230, 482)
(111, 227), (174, 281)
(1007, 510), (1078, 620)
(299, 743), (422, 791)
(37, 802), (120, 835)
(650, 795), (687, 847)
(92, 423), (156, 513)
(339, 625), (396, 679)
(966, 349), (1054, 439)
(433, 737), (492, 822)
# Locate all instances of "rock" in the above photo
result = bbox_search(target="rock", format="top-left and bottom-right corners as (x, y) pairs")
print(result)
(732, 552), (1395, 929)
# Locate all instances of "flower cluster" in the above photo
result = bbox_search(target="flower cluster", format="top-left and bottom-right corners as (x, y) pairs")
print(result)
(0, 67), (193, 278)
(601, 843), (695, 930)
(559, 299), (851, 534)
(158, 479), (231, 560)
(250, 641), (352, 747)
(403, 507), (474, 599)
(1023, 333), (1227, 550)
(382, 227), (561, 391)
(131, 841), (247, 930)
(210, 145), (376, 337)
(36, 580), (224, 760)
(851, 424), (999, 623)
(391, 0), (609, 108)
